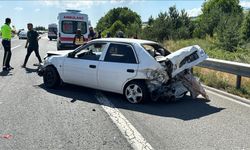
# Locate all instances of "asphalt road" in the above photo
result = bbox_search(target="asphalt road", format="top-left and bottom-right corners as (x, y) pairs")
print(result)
(0, 35), (250, 150)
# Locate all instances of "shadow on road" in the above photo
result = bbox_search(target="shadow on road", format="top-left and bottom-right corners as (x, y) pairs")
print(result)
(25, 67), (37, 73)
(38, 83), (225, 121)
(0, 70), (13, 76)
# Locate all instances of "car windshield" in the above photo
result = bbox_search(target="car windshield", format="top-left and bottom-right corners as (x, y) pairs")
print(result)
(141, 43), (170, 58)
(72, 42), (107, 60)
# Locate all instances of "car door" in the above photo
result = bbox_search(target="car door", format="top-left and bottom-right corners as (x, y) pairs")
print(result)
(62, 42), (107, 88)
(98, 43), (139, 93)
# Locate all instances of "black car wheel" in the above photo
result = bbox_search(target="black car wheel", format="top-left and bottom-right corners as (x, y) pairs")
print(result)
(43, 66), (60, 88)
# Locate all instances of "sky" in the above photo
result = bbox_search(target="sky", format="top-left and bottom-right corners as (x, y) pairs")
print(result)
(0, 0), (250, 30)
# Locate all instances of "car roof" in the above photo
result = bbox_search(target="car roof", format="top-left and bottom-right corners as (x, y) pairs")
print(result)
(92, 38), (158, 45)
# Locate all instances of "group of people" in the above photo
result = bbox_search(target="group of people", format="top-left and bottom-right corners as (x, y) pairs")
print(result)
(1, 17), (130, 72)
(73, 27), (126, 48)
(1, 18), (42, 71)
(73, 26), (107, 48)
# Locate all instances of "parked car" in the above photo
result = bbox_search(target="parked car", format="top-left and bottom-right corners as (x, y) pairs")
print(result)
(37, 38), (208, 103)
(18, 30), (27, 39)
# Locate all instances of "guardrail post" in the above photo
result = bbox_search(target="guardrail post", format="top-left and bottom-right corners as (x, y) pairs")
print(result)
(236, 75), (241, 89)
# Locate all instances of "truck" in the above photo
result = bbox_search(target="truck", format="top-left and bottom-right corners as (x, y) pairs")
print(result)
(57, 10), (89, 50)
(48, 23), (58, 41)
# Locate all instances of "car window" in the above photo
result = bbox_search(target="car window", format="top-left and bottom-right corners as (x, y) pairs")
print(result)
(75, 43), (107, 60)
(62, 21), (87, 34)
(104, 43), (137, 64)
(141, 44), (170, 57)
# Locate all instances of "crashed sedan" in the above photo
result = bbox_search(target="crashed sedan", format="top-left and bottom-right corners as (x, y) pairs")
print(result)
(38, 38), (208, 103)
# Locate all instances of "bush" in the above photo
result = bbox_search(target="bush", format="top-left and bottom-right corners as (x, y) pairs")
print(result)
(241, 11), (250, 41)
(215, 14), (242, 52)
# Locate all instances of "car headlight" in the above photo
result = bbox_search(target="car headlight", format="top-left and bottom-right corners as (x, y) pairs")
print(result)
(200, 49), (205, 57)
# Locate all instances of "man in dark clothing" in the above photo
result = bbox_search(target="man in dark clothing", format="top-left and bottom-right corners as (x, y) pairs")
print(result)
(22, 23), (42, 68)
(88, 27), (96, 40)
(106, 32), (111, 38)
(97, 31), (102, 39)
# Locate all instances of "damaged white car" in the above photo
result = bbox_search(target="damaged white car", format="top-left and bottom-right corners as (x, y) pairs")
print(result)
(38, 38), (208, 103)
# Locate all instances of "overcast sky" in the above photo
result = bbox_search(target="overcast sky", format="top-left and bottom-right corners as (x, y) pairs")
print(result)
(0, 0), (250, 30)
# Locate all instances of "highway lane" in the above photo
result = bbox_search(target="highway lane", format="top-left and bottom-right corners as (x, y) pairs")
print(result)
(0, 36), (250, 150)
(0, 36), (131, 150)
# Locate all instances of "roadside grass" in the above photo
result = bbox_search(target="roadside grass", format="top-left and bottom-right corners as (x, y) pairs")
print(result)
(164, 38), (250, 99)
(193, 67), (250, 99)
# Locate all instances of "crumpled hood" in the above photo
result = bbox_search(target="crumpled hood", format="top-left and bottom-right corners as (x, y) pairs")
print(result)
(157, 45), (208, 77)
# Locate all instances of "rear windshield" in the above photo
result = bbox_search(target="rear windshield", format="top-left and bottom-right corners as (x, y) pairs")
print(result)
(49, 27), (57, 33)
(62, 21), (87, 34)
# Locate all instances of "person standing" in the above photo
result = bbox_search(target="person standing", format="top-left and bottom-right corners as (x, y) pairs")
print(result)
(106, 32), (111, 38)
(88, 27), (96, 40)
(73, 29), (84, 48)
(22, 23), (42, 68)
(97, 31), (102, 39)
(1, 18), (15, 71)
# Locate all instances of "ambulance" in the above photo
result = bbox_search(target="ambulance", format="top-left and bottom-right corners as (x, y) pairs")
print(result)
(48, 23), (58, 41)
(57, 10), (89, 50)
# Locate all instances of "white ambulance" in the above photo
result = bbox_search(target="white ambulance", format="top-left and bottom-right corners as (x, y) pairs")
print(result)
(57, 10), (89, 50)
(48, 23), (58, 41)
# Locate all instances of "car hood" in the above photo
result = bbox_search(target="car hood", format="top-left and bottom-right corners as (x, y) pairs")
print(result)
(156, 45), (208, 77)
(46, 50), (74, 57)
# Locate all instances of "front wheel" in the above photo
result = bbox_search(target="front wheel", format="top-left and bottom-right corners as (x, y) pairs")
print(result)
(43, 66), (60, 88)
(124, 81), (149, 104)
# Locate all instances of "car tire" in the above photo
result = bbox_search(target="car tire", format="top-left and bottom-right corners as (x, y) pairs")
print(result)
(49, 38), (52, 41)
(124, 81), (149, 104)
(43, 66), (60, 88)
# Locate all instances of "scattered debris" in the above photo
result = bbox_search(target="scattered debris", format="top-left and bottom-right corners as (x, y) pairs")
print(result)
(1, 134), (13, 139)
(143, 45), (209, 101)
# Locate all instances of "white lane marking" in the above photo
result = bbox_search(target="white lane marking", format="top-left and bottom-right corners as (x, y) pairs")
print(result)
(95, 92), (154, 150)
(11, 45), (21, 50)
(206, 90), (250, 108)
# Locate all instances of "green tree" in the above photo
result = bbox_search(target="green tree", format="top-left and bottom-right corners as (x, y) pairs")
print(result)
(241, 11), (250, 41)
(34, 26), (46, 31)
(108, 20), (126, 36)
(148, 15), (154, 26)
(141, 6), (192, 41)
(216, 14), (241, 51)
(96, 7), (141, 37)
(195, 0), (243, 37)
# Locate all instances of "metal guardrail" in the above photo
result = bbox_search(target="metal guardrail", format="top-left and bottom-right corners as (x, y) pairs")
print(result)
(197, 58), (250, 89)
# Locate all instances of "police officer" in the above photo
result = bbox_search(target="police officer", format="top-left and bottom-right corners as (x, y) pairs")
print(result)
(22, 23), (42, 68)
(1, 18), (15, 71)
